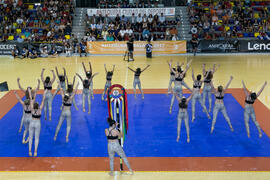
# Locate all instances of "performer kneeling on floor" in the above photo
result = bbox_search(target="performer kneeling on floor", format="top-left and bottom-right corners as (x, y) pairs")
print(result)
(105, 117), (133, 176)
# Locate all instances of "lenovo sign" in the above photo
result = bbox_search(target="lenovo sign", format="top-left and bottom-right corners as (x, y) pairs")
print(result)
(240, 41), (270, 52)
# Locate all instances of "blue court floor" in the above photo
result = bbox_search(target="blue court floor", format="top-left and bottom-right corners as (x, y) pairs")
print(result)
(0, 93), (270, 157)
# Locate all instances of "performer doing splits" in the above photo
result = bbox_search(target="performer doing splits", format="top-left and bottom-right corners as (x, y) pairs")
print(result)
(128, 65), (150, 99)
(102, 64), (115, 101)
(28, 88), (46, 157)
(167, 61), (184, 94)
(53, 67), (67, 98)
(82, 62), (98, 99)
(54, 81), (79, 142)
(210, 76), (234, 133)
(41, 68), (56, 121)
(173, 91), (193, 143)
(76, 71), (98, 114)
(169, 60), (192, 114)
(105, 117), (133, 176)
(242, 80), (267, 138)
(202, 64), (218, 112)
(191, 69), (211, 122)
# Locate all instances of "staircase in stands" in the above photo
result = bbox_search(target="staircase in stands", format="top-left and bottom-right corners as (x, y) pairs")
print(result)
(72, 8), (87, 40)
(176, 6), (192, 40)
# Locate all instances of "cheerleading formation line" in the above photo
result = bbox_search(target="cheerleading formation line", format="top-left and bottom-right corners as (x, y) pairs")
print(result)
(11, 60), (267, 176)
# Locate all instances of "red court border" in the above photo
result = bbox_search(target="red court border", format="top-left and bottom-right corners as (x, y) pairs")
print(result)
(0, 89), (270, 171)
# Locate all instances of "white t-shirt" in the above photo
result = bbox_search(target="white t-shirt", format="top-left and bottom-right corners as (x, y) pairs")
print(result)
(159, 16), (165, 23)
(131, 16), (136, 24)
(16, 18), (23, 24)
(126, 29), (133, 36)
(148, 17), (153, 23)
(90, 24), (97, 30)
(137, 16), (142, 23)
(120, 29), (126, 37)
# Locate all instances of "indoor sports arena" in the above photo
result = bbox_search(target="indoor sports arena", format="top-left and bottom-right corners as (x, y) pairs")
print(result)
(0, 0), (270, 179)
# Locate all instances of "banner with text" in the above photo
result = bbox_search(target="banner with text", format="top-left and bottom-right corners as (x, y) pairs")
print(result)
(87, 41), (186, 54)
(0, 43), (17, 55)
(239, 40), (270, 52)
(87, 8), (175, 17)
(198, 40), (239, 53)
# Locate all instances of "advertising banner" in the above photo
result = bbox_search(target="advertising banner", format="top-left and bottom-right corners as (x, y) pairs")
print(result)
(87, 41), (186, 54)
(87, 8), (175, 17)
(0, 43), (17, 55)
(239, 40), (270, 52)
(198, 40), (238, 53)
(0, 42), (65, 55)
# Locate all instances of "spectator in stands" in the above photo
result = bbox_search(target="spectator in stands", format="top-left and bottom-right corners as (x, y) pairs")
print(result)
(29, 48), (38, 59)
(159, 13), (166, 26)
(12, 46), (20, 58)
(97, 14), (104, 23)
(172, 34), (178, 41)
(131, 13), (136, 29)
(204, 32), (212, 40)
(112, 26), (120, 41)
(104, 14), (110, 24)
(137, 13), (143, 28)
(41, 46), (49, 58)
(142, 14), (148, 24)
(212, 13), (218, 26)
(17, 36), (24, 43)
(148, 14), (154, 29)
(170, 27), (178, 37)
(203, 20), (210, 32)
(165, 28), (171, 40)
(115, 14), (121, 24)
(126, 27), (133, 37)
(121, 15), (128, 23)
(107, 33), (114, 41)
(49, 47), (58, 58)
(190, 25), (198, 35)
(102, 28), (108, 41)
(91, 14), (97, 24)
(142, 28), (150, 40)
(119, 27), (126, 41)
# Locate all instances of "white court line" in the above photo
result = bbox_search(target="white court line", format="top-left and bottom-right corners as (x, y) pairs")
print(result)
(124, 63), (128, 88)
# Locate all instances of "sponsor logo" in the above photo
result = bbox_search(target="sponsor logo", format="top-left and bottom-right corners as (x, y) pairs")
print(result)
(208, 43), (235, 50)
(0, 44), (16, 50)
(248, 42), (270, 51)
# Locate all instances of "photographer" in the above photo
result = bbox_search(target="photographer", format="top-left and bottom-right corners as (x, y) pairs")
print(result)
(145, 39), (153, 58)
(127, 37), (134, 61)
(191, 34), (199, 56)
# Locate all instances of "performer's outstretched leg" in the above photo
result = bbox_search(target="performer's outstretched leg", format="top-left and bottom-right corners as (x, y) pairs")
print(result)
(211, 104), (219, 133)
(250, 107), (262, 137)
(54, 111), (66, 141)
(66, 110), (72, 142)
(33, 121), (41, 157)
(184, 112), (190, 143)
(220, 104), (233, 131)
(244, 107), (251, 138)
